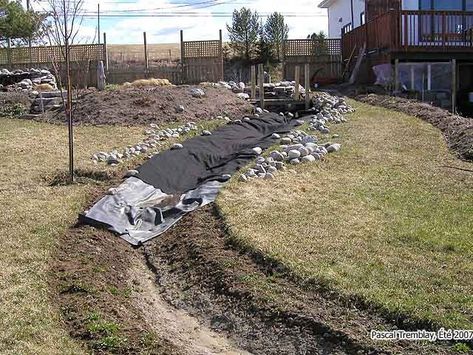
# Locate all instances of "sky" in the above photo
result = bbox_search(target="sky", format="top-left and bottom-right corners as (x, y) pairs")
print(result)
(26, 0), (328, 44)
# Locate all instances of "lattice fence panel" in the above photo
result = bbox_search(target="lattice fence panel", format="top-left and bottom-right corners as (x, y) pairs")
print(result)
(183, 40), (221, 58)
(0, 44), (105, 65)
(284, 39), (341, 57)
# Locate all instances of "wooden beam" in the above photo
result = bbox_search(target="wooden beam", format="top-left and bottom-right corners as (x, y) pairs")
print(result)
(452, 59), (457, 113)
(250, 65), (256, 99)
(394, 59), (399, 92)
(294, 66), (300, 100)
(143, 32), (149, 73)
(304, 63), (310, 109)
(258, 64), (265, 109)
(218, 29), (223, 81)
(427, 64), (431, 91)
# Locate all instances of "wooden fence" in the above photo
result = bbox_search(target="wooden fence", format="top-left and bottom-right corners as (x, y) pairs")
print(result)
(0, 43), (105, 66)
(181, 30), (223, 84)
(282, 39), (342, 84)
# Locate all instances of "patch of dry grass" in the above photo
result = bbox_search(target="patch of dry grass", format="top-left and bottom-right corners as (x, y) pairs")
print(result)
(0, 116), (223, 354)
(108, 43), (180, 64)
(218, 100), (473, 329)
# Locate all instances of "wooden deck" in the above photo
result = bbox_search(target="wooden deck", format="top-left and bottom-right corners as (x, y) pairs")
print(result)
(342, 10), (473, 61)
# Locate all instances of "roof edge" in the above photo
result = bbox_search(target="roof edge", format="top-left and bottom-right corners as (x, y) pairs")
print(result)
(318, 0), (335, 8)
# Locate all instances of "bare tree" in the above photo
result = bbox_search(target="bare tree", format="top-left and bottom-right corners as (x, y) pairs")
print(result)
(44, 0), (85, 183)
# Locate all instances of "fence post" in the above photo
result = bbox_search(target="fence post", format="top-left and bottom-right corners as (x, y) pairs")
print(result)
(180, 30), (185, 84)
(282, 40), (286, 79)
(103, 32), (109, 73)
(294, 66), (300, 100)
(143, 32), (149, 75)
(304, 63), (310, 109)
(258, 64), (264, 109)
(251, 65), (256, 99)
(7, 38), (12, 69)
(218, 29), (223, 81)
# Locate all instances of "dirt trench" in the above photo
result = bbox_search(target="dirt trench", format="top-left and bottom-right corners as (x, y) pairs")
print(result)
(52, 200), (456, 354)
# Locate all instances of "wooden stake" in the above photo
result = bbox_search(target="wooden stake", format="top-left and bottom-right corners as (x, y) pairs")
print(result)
(452, 59), (457, 113)
(304, 63), (310, 109)
(295, 66), (300, 100)
(143, 32), (149, 73)
(251, 65), (256, 99)
(258, 64), (264, 109)
(394, 59), (399, 92)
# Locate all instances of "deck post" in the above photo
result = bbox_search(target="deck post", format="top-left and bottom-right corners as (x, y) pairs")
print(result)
(394, 59), (399, 92)
(410, 65), (415, 91)
(295, 66), (300, 100)
(452, 59), (457, 113)
(258, 64), (265, 109)
(304, 63), (310, 109)
(250, 65), (256, 99)
(427, 64), (432, 91)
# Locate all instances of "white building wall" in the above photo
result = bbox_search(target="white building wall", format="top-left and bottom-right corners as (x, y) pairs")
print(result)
(327, 0), (367, 38)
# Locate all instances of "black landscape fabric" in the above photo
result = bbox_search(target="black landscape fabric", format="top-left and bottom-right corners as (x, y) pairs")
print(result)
(137, 112), (300, 194)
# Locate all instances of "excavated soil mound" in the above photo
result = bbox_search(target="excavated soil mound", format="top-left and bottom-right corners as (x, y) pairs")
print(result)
(357, 94), (473, 161)
(42, 86), (253, 126)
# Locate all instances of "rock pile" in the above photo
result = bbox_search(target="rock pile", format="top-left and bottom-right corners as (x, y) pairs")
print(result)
(308, 94), (354, 134)
(211, 80), (306, 100)
(92, 122), (199, 165)
(0, 68), (57, 92)
(238, 129), (342, 182)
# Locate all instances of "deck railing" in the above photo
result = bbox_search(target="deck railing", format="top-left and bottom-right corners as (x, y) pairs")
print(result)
(400, 10), (473, 50)
(342, 9), (473, 60)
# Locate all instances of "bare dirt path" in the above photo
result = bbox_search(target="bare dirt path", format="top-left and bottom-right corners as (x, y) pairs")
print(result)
(128, 254), (250, 355)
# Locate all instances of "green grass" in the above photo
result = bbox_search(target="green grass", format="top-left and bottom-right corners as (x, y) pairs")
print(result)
(218, 100), (473, 330)
(0, 116), (223, 354)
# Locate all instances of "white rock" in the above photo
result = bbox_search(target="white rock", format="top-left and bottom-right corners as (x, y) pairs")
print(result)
(327, 143), (341, 153)
(264, 173), (274, 180)
(288, 150), (301, 159)
(252, 147), (263, 155)
(202, 130), (212, 136)
(171, 143), (183, 150)
(302, 155), (316, 163)
(289, 158), (300, 165)
(281, 137), (292, 145)
(271, 133), (280, 139)
(298, 147), (309, 157)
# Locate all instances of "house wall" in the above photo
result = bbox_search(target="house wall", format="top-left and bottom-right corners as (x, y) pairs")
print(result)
(327, 0), (367, 38)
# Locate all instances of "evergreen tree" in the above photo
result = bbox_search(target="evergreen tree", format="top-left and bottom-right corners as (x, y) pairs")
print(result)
(264, 12), (289, 62)
(226, 7), (260, 62)
(0, 0), (44, 45)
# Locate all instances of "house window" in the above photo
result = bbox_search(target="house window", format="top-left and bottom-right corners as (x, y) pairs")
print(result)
(341, 23), (353, 35)
(360, 12), (366, 25)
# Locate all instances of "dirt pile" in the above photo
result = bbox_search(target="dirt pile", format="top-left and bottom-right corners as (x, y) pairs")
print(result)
(357, 94), (473, 161)
(41, 85), (254, 126)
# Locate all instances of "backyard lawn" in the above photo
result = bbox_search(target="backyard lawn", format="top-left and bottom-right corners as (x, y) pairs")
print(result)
(218, 100), (473, 330)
